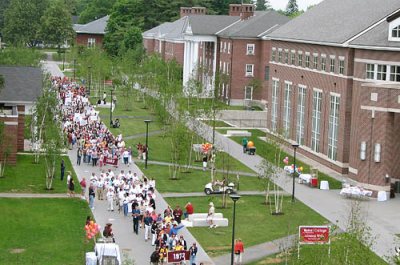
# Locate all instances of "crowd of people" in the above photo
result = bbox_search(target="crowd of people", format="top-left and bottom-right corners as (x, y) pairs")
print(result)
(54, 77), (204, 264)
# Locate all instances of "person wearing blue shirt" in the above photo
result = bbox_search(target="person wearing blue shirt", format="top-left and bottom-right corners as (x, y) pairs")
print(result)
(132, 206), (141, 235)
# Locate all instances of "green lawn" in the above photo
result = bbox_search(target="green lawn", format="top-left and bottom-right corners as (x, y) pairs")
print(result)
(137, 163), (263, 193)
(0, 154), (81, 193)
(165, 196), (327, 257)
(0, 198), (94, 265)
(226, 129), (342, 189)
(247, 236), (387, 265)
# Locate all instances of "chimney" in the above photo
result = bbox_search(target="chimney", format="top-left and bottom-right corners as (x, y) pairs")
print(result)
(180, 7), (207, 18)
(229, 4), (255, 20)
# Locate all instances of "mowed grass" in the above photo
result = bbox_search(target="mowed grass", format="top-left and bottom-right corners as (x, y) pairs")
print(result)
(165, 196), (327, 257)
(137, 163), (263, 193)
(0, 198), (94, 265)
(0, 154), (81, 193)
(225, 129), (342, 189)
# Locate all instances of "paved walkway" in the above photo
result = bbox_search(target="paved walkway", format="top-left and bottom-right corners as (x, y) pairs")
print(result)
(189, 120), (400, 262)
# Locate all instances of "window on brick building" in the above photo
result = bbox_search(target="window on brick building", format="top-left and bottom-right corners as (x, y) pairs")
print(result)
(264, 66), (270, 81)
(88, 38), (96, 47)
(283, 81), (292, 138)
(271, 48), (276, 61)
(244, 86), (253, 100)
(246, 44), (255, 55)
(339, 58), (345, 75)
(227, 62), (230, 75)
(313, 55), (318, 69)
(366, 64), (375, 79)
(278, 50), (282, 63)
(296, 85), (307, 145)
(328, 94), (340, 160)
(298, 53), (303, 67)
(291, 51), (296, 65)
(245, 64), (254, 77)
(311, 89), (322, 153)
(390, 65), (400, 82)
(377, 65), (387, 80)
(321, 56), (326, 71)
(271, 79), (279, 132)
(305, 53), (310, 68)
(227, 42), (231, 54)
(284, 50), (289, 64)
(330, 57), (335, 73)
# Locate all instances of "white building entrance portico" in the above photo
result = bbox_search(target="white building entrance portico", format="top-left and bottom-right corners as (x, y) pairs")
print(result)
(183, 26), (217, 97)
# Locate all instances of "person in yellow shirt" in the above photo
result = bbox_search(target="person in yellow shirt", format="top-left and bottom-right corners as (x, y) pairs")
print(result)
(159, 244), (168, 265)
(174, 241), (184, 251)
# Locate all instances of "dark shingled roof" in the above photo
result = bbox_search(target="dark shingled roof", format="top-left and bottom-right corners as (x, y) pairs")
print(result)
(267, 0), (400, 45)
(74, 15), (109, 35)
(218, 11), (290, 38)
(0, 66), (42, 103)
(188, 15), (239, 35)
(350, 20), (400, 48)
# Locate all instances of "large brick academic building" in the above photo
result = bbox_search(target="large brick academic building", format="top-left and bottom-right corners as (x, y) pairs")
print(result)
(144, 0), (400, 191)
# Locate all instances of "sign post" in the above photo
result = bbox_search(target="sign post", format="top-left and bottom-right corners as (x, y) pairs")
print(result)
(298, 226), (331, 259)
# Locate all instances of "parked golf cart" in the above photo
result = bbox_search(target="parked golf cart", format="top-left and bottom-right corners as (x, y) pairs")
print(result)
(204, 182), (236, 195)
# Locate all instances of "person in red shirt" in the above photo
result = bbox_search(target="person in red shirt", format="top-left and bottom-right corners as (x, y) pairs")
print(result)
(184, 202), (194, 220)
(234, 238), (244, 265)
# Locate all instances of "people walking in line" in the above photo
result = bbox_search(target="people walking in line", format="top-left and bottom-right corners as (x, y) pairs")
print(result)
(88, 184), (95, 210)
(189, 242), (198, 265)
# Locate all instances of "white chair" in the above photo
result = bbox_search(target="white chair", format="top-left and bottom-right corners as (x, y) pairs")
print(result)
(320, 180), (329, 190)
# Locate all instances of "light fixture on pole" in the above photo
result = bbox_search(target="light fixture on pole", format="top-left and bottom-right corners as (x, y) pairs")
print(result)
(110, 86), (114, 126)
(292, 143), (299, 202)
(230, 194), (241, 265)
(144, 120), (152, 169)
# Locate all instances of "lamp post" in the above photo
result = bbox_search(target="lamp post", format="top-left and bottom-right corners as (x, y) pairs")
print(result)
(88, 66), (92, 95)
(292, 143), (300, 202)
(73, 59), (76, 81)
(144, 120), (152, 169)
(230, 194), (241, 265)
(110, 86), (114, 126)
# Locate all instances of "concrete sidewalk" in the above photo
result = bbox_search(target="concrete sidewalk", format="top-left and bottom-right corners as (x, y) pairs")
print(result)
(190, 120), (400, 262)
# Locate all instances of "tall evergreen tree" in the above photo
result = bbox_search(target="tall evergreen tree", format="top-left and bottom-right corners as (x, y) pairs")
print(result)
(285, 0), (299, 16)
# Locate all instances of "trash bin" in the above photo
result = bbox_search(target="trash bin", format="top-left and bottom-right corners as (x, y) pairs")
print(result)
(395, 181), (400, 193)
(311, 178), (318, 188)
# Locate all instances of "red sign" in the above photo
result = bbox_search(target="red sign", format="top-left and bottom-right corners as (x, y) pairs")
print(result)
(299, 226), (330, 245)
(103, 157), (118, 166)
(167, 251), (190, 263)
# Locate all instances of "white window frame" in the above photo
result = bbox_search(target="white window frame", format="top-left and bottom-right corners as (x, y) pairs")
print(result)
(305, 52), (310, 68)
(244, 86), (253, 100)
(298, 52), (303, 67)
(321, 54), (326, 71)
(271, 47), (276, 61)
(366, 63), (375, 79)
(390, 65), (400, 82)
(311, 89), (323, 153)
(339, 58), (345, 75)
(388, 18), (400, 42)
(246, 44), (255, 55)
(245, 64), (254, 77)
(284, 49), (289, 64)
(291, 51), (296, 65)
(88, 38), (96, 47)
(328, 93), (340, 160)
(227, 42), (231, 54)
(330, 56), (335, 73)
(296, 85), (307, 145)
(278, 49), (282, 63)
(271, 79), (279, 132)
(283, 81), (292, 138)
(377, 64), (387, 81)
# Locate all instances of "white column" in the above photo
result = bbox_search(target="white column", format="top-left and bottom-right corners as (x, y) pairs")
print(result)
(183, 41), (190, 94)
(211, 40), (218, 97)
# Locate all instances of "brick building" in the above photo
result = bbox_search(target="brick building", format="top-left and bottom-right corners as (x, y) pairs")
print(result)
(0, 67), (42, 165)
(266, 0), (400, 191)
(143, 5), (288, 102)
(74, 16), (109, 47)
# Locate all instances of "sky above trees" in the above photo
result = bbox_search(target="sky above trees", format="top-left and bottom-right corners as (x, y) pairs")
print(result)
(270, 0), (322, 10)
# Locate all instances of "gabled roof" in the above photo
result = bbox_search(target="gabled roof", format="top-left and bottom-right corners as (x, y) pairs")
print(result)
(350, 20), (400, 49)
(74, 15), (109, 35)
(187, 15), (239, 35)
(218, 11), (290, 38)
(143, 17), (187, 40)
(0, 67), (42, 103)
(267, 0), (400, 45)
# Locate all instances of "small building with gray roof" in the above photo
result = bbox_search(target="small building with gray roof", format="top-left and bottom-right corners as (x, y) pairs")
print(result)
(74, 15), (109, 47)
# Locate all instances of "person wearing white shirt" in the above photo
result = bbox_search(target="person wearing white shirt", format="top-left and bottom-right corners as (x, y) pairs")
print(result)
(106, 188), (115, 211)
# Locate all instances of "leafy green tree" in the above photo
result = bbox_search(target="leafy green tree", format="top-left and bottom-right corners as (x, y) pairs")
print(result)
(3, 0), (48, 46)
(0, 0), (11, 34)
(78, 0), (116, 24)
(0, 47), (42, 66)
(256, 0), (271, 11)
(285, 0), (299, 16)
(39, 0), (75, 48)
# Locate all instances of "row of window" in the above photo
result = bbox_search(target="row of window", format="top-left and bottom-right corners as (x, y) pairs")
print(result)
(220, 41), (231, 54)
(219, 61), (230, 75)
(271, 48), (345, 75)
(366, 63), (400, 82)
(271, 79), (340, 160)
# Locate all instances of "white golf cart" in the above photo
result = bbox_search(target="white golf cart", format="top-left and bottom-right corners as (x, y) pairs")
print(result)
(86, 241), (121, 265)
(204, 181), (236, 195)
